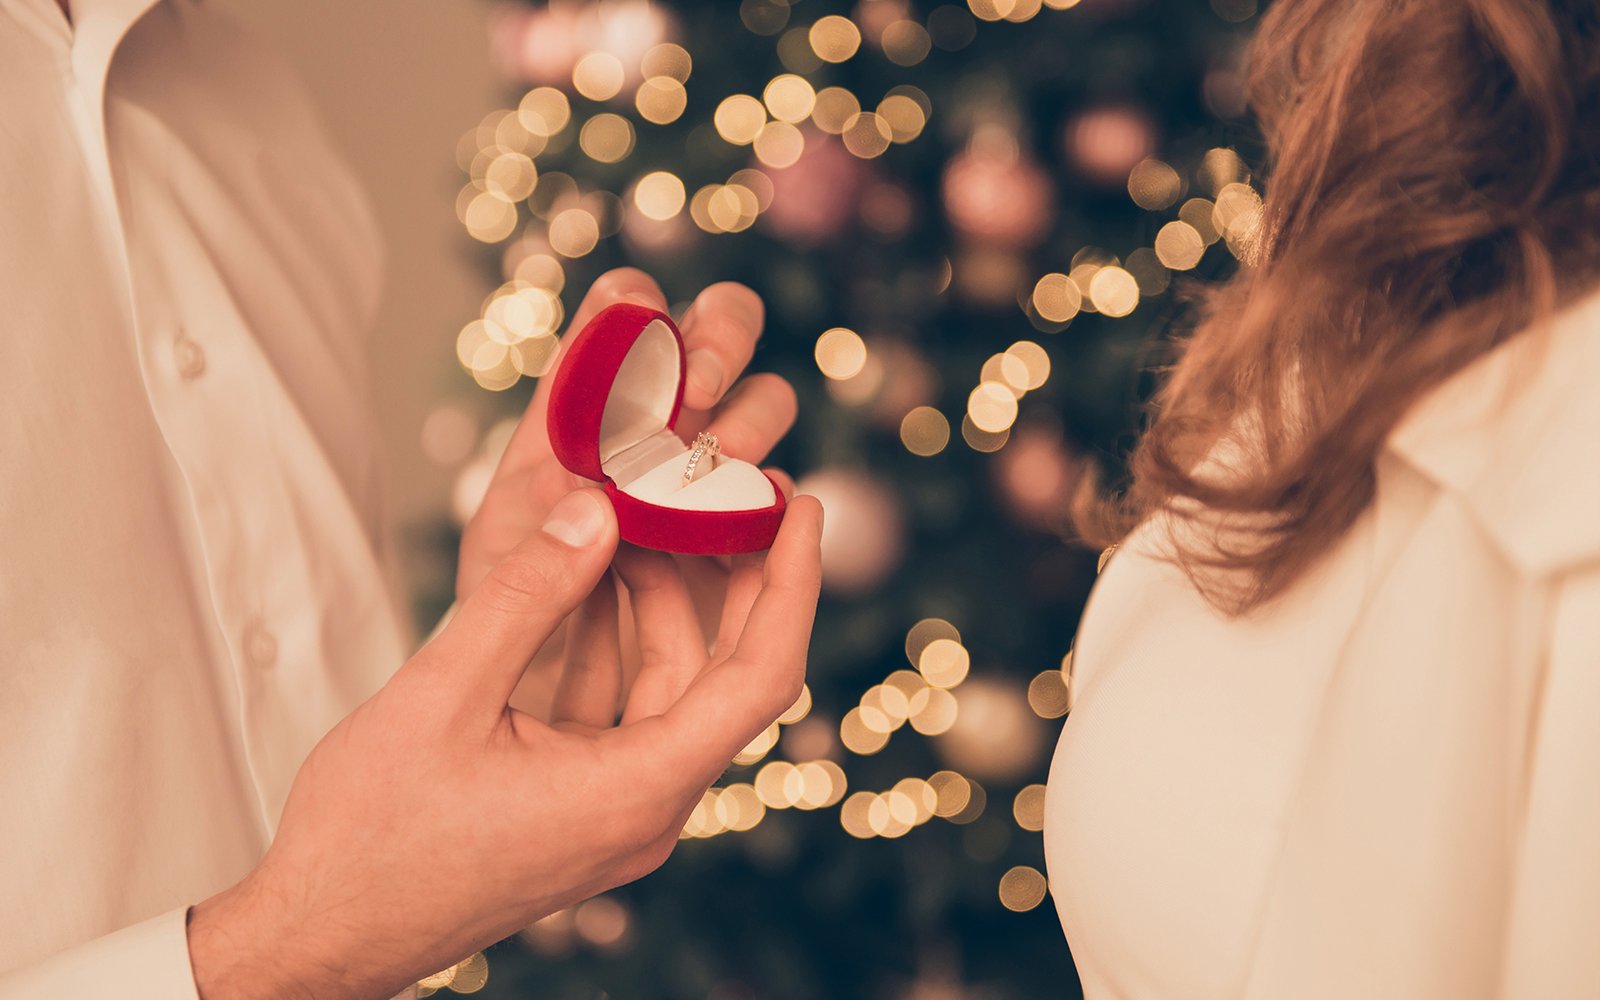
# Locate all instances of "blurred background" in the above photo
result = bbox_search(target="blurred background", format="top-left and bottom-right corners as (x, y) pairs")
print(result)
(220, 0), (1262, 996)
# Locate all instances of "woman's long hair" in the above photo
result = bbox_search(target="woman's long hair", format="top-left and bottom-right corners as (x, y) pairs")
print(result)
(1080, 0), (1600, 613)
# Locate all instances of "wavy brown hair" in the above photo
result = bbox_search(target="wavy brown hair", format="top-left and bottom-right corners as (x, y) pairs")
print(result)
(1080, 0), (1600, 613)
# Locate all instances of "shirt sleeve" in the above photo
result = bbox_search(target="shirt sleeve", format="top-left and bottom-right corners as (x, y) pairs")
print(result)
(1498, 566), (1600, 997)
(0, 907), (199, 1000)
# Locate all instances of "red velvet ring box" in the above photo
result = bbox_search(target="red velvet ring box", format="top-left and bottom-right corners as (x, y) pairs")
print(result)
(545, 303), (787, 555)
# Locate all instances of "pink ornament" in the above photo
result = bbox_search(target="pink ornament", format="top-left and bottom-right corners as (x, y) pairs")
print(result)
(1066, 105), (1158, 186)
(935, 677), (1047, 783)
(796, 469), (906, 594)
(942, 147), (1055, 249)
(995, 424), (1083, 530)
(763, 132), (865, 245)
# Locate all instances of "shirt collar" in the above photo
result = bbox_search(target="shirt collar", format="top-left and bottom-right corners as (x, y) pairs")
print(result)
(1383, 287), (1600, 576)
(70, 0), (164, 104)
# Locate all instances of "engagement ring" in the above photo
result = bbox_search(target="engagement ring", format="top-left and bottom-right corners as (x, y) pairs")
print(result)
(681, 432), (720, 487)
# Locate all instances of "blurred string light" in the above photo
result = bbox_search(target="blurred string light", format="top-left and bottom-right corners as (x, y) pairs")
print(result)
(417, 952), (489, 997)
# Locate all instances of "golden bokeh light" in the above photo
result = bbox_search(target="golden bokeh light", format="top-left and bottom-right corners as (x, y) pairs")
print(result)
(929, 770), (972, 818)
(983, 352), (1031, 397)
(858, 703), (894, 735)
(809, 15), (862, 62)
(906, 618), (961, 668)
(815, 327), (868, 380)
(1125, 247), (1171, 296)
(755, 761), (799, 808)
(777, 25), (824, 74)
(733, 721), (781, 766)
(919, 638), (971, 688)
(1127, 157), (1183, 210)
(841, 112), (893, 159)
(840, 791), (877, 838)
(729, 168), (776, 210)
(572, 52), (625, 102)
(877, 94), (928, 144)
(999, 865), (1049, 912)
(797, 760), (847, 808)
(861, 684), (912, 730)
(882, 20), (933, 65)
(548, 208), (600, 258)
(967, 0), (1015, 21)
(517, 87), (571, 137)
(1031, 273), (1083, 324)
(483, 151), (537, 203)
(1154, 220), (1206, 270)
(1012, 784), (1048, 831)
(573, 898), (629, 948)
(1027, 668), (1071, 719)
(510, 250), (564, 292)
(962, 414), (1011, 452)
(463, 191), (518, 243)
(1199, 146), (1247, 195)
(763, 74), (817, 123)
(510, 336), (559, 379)
(753, 121), (805, 169)
(1214, 182), (1264, 261)
(885, 669), (928, 700)
(1088, 265), (1140, 317)
(967, 381), (1020, 433)
(812, 86), (862, 135)
(1180, 197), (1222, 244)
(900, 406), (951, 456)
(714, 94), (768, 145)
(1005, 0), (1045, 19)
(742, 0), (790, 35)
(841, 707), (891, 755)
(635, 76), (688, 125)
(578, 113), (634, 163)
(777, 683), (813, 725)
(894, 777), (939, 824)
(1006, 341), (1051, 390)
(640, 42), (692, 82)
(908, 686), (959, 735)
(632, 171), (686, 221)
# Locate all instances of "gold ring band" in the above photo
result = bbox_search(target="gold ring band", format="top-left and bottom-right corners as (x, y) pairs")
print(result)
(682, 432), (721, 487)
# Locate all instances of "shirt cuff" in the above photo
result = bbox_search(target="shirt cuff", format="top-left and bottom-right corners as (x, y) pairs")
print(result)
(0, 906), (199, 1000)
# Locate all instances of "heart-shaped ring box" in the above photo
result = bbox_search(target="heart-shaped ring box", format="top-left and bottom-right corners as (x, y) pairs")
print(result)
(546, 303), (787, 555)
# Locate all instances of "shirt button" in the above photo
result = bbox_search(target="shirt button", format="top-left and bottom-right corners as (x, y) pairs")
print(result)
(173, 335), (207, 379)
(244, 625), (278, 669)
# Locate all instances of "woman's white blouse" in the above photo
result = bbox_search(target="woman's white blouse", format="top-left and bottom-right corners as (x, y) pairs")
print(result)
(0, 0), (410, 995)
(1045, 292), (1600, 998)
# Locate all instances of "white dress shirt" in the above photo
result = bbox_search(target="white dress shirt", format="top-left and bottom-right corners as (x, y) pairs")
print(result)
(0, 0), (413, 994)
(1046, 290), (1600, 998)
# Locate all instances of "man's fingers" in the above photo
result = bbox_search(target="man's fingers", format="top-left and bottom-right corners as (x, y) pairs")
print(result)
(641, 496), (823, 782)
(550, 573), (623, 730)
(710, 552), (766, 663)
(417, 489), (618, 716)
(679, 283), (764, 411)
(615, 546), (709, 724)
(567, 267), (670, 333)
(703, 373), (798, 464)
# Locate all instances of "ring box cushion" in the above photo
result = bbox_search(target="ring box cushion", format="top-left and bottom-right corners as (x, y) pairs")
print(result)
(545, 303), (786, 554)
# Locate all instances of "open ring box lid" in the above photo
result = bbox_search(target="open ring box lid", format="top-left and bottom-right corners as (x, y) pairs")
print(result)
(546, 303), (786, 555)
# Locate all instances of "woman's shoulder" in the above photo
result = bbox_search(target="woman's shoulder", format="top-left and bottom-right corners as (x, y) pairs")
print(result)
(1381, 288), (1600, 579)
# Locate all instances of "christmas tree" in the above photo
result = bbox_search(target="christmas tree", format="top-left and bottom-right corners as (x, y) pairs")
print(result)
(417, 1), (1260, 996)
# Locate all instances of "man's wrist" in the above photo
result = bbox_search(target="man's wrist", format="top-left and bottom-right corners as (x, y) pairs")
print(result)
(187, 871), (322, 1000)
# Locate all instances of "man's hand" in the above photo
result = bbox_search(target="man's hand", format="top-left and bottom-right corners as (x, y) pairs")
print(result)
(186, 488), (824, 1000)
